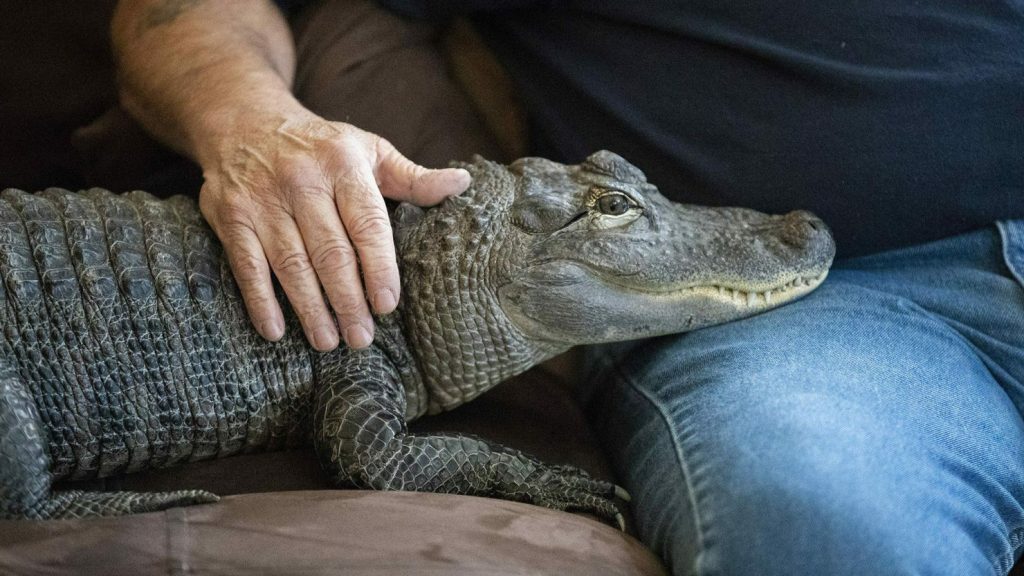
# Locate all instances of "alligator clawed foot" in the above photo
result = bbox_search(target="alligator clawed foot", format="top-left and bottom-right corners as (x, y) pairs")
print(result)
(518, 464), (630, 530)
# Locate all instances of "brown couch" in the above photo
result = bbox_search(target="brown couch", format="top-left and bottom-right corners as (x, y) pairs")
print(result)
(1, 370), (665, 575)
(0, 1), (666, 574)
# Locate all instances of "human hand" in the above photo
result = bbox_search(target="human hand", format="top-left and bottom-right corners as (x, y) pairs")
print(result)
(197, 107), (470, 351)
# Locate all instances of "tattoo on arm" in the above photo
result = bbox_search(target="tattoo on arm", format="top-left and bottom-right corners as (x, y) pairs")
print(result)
(141, 0), (205, 30)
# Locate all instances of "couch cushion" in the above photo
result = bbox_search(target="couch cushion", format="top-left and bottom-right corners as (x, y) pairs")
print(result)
(0, 491), (665, 576)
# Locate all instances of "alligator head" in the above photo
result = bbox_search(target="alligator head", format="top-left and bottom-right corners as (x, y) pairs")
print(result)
(393, 151), (835, 412)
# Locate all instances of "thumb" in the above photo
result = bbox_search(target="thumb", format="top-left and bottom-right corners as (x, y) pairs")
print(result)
(374, 138), (471, 206)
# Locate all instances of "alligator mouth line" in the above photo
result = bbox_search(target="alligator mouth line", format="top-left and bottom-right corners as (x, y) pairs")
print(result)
(614, 269), (830, 308)
(691, 270), (829, 308)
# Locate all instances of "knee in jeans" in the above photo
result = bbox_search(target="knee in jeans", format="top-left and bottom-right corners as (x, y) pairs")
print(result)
(702, 452), (970, 575)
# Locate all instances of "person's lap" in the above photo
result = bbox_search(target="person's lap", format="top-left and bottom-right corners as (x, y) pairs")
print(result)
(584, 221), (1024, 575)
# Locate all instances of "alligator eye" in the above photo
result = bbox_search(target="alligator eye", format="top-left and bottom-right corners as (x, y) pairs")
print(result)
(597, 194), (632, 216)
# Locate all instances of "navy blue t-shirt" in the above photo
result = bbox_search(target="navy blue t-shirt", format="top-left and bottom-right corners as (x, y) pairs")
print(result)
(286, 0), (1024, 257)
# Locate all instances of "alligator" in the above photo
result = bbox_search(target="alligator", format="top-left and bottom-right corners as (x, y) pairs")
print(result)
(0, 151), (834, 526)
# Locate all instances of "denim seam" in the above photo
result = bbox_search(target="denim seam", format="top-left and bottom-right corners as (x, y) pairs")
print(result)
(994, 222), (1024, 575)
(997, 221), (1024, 288)
(996, 526), (1024, 574)
(611, 360), (707, 576)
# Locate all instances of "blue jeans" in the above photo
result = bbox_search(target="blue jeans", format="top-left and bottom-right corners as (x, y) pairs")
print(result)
(583, 221), (1024, 575)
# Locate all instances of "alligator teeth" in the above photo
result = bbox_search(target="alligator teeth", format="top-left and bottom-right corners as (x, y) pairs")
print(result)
(702, 270), (826, 305)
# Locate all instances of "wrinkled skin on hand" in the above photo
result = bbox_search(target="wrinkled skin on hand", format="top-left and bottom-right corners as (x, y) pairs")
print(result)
(197, 110), (471, 351)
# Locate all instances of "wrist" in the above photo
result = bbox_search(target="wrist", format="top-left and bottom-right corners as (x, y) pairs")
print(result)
(184, 82), (313, 169)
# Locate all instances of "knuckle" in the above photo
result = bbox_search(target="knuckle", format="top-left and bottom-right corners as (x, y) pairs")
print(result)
(243, 293), (279, 321)
(216, 222), (257, 251)
(252, 193), (291, 216)
(332, 163), (371, 195)
(346, 211), (392, 240)
(244, 293), (276, 313)
(286, 182), (332, 202)
(273, 250), (314, 275)
(230, 252), (266, 281)
(358, 257), (399, 284)
(295, 305), (327, 325)
(323, 137), (364, 169)
(331, 297), (370, 325)
(310, 239), (357, 272)
(326, 134), (361, 159)
(373, 135), (397, 161)
(285, 290), (329, 322)
(218, 196), (254, 226)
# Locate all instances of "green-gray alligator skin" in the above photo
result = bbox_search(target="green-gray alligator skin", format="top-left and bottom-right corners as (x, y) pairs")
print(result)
(0, 151), (834, 524)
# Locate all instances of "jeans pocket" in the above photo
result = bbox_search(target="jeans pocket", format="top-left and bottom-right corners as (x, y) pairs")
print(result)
(998, 220), (1024, 290)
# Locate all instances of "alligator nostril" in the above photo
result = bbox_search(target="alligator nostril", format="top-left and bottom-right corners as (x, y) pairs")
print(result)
(778, 211), (827, 248)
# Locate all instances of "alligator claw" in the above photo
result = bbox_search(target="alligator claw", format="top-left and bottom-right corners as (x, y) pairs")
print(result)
(614, 485), (632, 502)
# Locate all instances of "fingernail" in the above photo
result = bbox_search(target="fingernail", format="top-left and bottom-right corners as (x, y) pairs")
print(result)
(260, 319), (285, 341)
(312, 326), (339, 351)
(372, 288), (397, 314)
(344, 325), (373, 349)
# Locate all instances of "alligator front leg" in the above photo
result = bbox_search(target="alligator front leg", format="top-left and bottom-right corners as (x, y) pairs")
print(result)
(312, 352), (627, 528)
(0, 365), (217, 520)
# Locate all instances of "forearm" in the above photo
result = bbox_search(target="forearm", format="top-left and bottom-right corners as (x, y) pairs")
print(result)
(111, 0), (301, 166)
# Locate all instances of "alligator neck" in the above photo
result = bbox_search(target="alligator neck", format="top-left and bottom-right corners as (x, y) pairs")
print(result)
(397, 233), (565, 416)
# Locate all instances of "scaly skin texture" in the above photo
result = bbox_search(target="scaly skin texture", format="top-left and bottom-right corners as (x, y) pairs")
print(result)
(0, 152), (834, 525)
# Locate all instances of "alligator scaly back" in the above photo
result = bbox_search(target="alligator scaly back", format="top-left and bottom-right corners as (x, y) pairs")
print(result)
(0, 188), (311, 517)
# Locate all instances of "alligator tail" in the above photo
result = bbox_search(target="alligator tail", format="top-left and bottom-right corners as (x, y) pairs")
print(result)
(0, 363), (217, 520)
